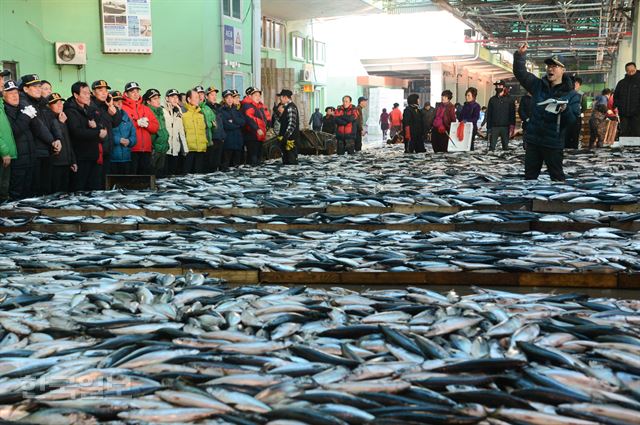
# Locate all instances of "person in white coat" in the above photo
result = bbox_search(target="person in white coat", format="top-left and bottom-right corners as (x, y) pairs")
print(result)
(163, 89), (188, 175)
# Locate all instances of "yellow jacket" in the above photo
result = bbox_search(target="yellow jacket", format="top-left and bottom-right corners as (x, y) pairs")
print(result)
(182, 103), (208, 153)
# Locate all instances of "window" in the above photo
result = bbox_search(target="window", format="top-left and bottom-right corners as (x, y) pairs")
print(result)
(224, 73), (245, 94)
(292, 35), (305, 61)
(223, 0), (241, 20)
(262, 17), (284, 50)
(313, 41), (326, 64)
(1, 61), (18, 81)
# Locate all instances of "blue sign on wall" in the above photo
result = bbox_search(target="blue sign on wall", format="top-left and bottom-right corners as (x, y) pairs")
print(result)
(224, 25), (234, 54)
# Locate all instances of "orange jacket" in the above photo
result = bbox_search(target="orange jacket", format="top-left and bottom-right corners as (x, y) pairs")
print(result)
(121, 95), (159, 153)
(389, 108), (402, 126)
(241, 97), (271, 142)
(334, 105), (359, 140)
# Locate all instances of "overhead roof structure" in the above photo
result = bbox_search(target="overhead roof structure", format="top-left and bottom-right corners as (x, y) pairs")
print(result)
(262, 0), (383, 21)
(427, 0), (637, 72)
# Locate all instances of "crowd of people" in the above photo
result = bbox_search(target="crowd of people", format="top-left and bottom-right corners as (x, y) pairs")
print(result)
(376, 61), (640, 156)
(1, 57), (637, 200)
(0, 70), (301, 201)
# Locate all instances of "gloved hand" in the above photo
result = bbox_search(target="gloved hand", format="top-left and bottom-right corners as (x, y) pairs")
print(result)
(277, 136), (283, 142)
(21, 105), (37, 119)
(286, 140), (295, 151)
(437, 126), (446, 134)
(137, 117), (149, 128)
(509, 125), (515, 138)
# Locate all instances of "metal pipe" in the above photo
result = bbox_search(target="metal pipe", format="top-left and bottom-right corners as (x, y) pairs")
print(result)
(362, 41), (481, 68)
(465, 32), (632, 43)
(219, 0), (225, 88)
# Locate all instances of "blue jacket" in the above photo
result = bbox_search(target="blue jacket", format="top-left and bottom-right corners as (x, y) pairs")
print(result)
(513, 51), (580, 149)
(210, 102), (226, 141)
(219, 104), (246, 151)
(111, 109), (137, 163)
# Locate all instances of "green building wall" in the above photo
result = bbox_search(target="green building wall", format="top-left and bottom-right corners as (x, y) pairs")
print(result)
(0, 0), (255, 96)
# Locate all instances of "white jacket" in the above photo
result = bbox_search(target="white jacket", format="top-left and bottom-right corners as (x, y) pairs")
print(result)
(163, 101), (189, 156)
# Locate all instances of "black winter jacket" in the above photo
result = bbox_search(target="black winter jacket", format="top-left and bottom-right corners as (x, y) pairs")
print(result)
(19, 93), (60, 158)
(402, 104), (425, 142)
(43, 109), (77, 167)
(518, 95), (533, 130)
(513, 51), (581, 149)
(91, 98), (122, 156)
(64, 98), (103, 162)
(614, 73), (640, 117)
(485, 94), (516, 129)
(4, 102), (47, 168)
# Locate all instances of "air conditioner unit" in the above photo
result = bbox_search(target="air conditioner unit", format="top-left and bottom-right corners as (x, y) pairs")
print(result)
(55, 42), (87, 65)
(299, 69), (312, 82)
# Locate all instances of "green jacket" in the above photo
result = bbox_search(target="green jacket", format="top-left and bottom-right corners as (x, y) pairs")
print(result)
(200, 101), (217, 146)
(0, 98), (17, 159)
(149, 105), (169, 154)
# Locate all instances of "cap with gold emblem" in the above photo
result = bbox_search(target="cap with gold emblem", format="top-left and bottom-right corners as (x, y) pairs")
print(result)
(20, 74), (41, 87)
(46, 93), (65, 104)
(91, 80), (111, 90)
(205, 86), (219, 95)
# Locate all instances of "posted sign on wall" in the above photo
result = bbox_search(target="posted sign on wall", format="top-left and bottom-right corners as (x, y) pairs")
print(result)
(224, 25), (243, 55)
(101, 0), (152, 53)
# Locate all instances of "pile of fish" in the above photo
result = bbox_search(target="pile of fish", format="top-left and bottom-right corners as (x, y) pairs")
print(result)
(1, 208), (639, 229)
(1, 228), (640, 273)
(0, 272), (638, 424)
(2, 147), (640, 213)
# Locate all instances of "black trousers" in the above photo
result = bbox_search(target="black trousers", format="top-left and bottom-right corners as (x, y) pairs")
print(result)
(619, 115), (640, 137)
(166, 155), (184, 176)
(355, 130), (363, 151)
(278, 141), (298, 165)
(431, 131), (449, 153)
(33, 156), (53, 196)
(206, 140), (224, 172)
(524, 144), (565, 181)
(245, 140), (263, 166)
(72, 160), (102, 191)
(10, 165), (34, 200)
(131, 152), (152, 175)
(407, 136), (426, 153)
(51, 165), (71, 193)
(489, 127), (509, 151)
(101, 154), (111, 186)
(588, 119), (604, 149)
(221, 150), (243, 171)
(337, 139), (355, 155)
(184, 152), (205, 174)
(565, 119), (582, 149)
(110, 162), (131, 175)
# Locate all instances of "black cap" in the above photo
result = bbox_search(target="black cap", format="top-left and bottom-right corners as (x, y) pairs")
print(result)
(205, 86), (219, 95)
(277, 89), (293, 97)
(20, 74), (41, 87)
(110, 90), (123, 101)
(231, 89), (240, 97)
(124, 81), (141, 92)
(221, 89), (234, 98)
(194, 85), (205, 93)
(91, 80), (111, 90)
(46, 93), (65, 104)
(0, 70), (10, 78)
(544, 56), (565, 68)
(357, 96), (368, 104)
(3, 80), (19, 92)
(493, 80), (506, 86)
(245, 86), (261, 96)
(143, 88), (161, 101)
(165, 88), (179, 97)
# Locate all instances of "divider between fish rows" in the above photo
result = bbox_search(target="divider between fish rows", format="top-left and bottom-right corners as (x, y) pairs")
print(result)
(2, 199), (640, 218)
(15, 268), (640, 288)
(2, 220), (639, 234)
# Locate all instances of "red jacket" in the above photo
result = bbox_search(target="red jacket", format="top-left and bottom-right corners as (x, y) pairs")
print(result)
(389, 108), (402, 126)
(241, 97), (271, 142)
(121, 95), (159, 153)
(334, 105), (359, 140)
